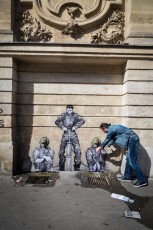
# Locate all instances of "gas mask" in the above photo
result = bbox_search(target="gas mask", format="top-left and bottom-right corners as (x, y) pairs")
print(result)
(39, 137), (49, 148)
(91, 137), (101, 147)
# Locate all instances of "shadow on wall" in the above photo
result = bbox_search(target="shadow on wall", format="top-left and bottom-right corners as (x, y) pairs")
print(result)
(105, 143), (151, 178)
(14, 81), (33, 175)
(106, 146), (122, 168)
(138, 144), (151, 177)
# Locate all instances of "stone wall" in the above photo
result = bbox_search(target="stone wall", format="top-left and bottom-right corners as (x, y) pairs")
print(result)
(15, 61), (123, 173)
(0, 57), (17, 171)
(0, 0), (153, 176)
(121, 60), (153, 176)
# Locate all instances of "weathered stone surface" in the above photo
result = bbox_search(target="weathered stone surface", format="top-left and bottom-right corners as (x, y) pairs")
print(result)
(0, 116), (13, 128)
(16, 115), (121, 127)
(123, 82), (153, 94)
(19, 72), (123, 84)
(16, 105), (122, 116)
(122, 106), (153, 118)
(122, 118), (153, 129)
(0, 128), (12, 142)
(126, 60), (153, 70)
(0, 57), (13, 67)
(125, 0), (153, 45)
(0, 68), (13, 79)
(0, 104), (15, 115)
(17, 94), (122, 105)
(0, 80), (17, 92)
(19, 63), (124, 73)
(0, 0), (13, 42)
(124, 70), (153, 82)
(19, 83), (122, 95)
(123, 94), (153, 106)
(0, 142), (13, 171)
(0, 92), (16, 103)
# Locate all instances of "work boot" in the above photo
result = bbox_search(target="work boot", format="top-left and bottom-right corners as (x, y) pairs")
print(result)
(59, 164), (65, 171)
(74, 164), (81, 171)
(88, 165), (93, 172)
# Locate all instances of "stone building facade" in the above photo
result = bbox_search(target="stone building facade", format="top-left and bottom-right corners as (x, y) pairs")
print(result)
(0, 0), (153, 176)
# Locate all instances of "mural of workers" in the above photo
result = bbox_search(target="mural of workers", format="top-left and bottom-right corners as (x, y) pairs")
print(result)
(32, 137), (54, 172)
(86, 137), (107, 172)
(55, 105), (85, 171)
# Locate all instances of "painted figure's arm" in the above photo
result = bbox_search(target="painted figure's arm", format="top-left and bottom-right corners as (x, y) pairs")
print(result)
(73, 114), (85, 130)
(55, 114), (65, 130)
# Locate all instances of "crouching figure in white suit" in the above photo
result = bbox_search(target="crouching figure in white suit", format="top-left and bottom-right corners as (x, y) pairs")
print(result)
(32, 137), (54, 172)
(86, 137), (107, 172)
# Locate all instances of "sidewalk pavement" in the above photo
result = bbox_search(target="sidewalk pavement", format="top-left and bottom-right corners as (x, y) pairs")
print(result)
(0, 172), (153, 230)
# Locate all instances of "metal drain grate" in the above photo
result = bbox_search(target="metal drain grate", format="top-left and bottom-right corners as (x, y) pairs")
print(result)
(87, 174), (110, 186)
(80, 172), (119, 188)
(25, 175), (51, 184)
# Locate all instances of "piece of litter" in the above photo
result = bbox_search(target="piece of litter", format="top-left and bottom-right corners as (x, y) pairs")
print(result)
(111, 193), (134, 203)
(124, 211), (141, 219)
(16, 177), (23, 183)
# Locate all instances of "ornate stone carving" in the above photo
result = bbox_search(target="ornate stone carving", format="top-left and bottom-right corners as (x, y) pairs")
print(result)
(33, 0), (123, 30)
(19, 10), (52, 42)
(91, 10), (124, 44)
(62, 7), (83, 38)
(18, 0), (124, 43)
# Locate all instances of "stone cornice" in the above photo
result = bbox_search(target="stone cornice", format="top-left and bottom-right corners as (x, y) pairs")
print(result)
(0, 43), (153, 64)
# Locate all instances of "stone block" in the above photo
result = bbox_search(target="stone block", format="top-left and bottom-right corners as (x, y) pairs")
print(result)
(124, 70), (153, 82)
(0, 0), (13, 42)
(16, 115), (121, 127)
(17, 94), (122, 106)
(0, 80), (11, 91)
(0, 68), (13, 79)
(19, 82), (122, 95)
(0, 116), (13, 128)
(0, 57), (13, 67)
(16, 105), (122, 117)
(126, 60), (153, 70)
(0, 92), (16, 103)
(122, 118), (153, 129)
(0, 32), (13, 42)
(122, 94), (153, 106)
(123, 82), (153, 94)
(0, 142), (13, 171)
(125, 0), (153, 45)
(19, 72), (123, 84)
(0, 104), (14, 115)
(0, 128), (12, 142)
(19, 63), (123, 74)
(122, 106), (153, 118)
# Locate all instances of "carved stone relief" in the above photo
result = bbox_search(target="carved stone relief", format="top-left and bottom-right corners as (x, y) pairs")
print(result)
(19, 10), (52, 42)
(62, 7), (83, 38)
(91, 10), (125, 44)
(18, 0), (125, 43)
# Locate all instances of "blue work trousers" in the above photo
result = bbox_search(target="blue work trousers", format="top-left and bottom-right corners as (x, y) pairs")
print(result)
(124, 133), (146, 183)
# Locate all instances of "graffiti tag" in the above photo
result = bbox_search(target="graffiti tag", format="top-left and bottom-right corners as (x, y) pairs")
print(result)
(0, 109), (4, 127)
